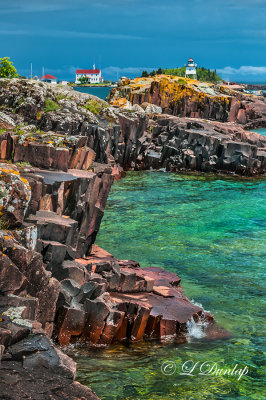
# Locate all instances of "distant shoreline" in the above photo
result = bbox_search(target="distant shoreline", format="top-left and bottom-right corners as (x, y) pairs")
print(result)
(71, 84), (115, 88)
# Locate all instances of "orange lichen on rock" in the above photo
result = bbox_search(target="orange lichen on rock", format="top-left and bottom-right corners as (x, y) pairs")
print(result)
(109, 74), (234, 121)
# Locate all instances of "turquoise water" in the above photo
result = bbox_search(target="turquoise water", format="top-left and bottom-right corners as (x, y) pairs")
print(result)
(253, 128), (266, 136)
(73, 86), (112, 100)
(71, 172), (266, 400)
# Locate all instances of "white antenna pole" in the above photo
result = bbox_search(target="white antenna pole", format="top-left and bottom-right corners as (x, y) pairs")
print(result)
(30, 63), (33, 79)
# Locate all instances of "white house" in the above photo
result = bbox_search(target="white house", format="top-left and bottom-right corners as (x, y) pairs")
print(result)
(39, 74), (57, 84)
(75, 66), (104, 84)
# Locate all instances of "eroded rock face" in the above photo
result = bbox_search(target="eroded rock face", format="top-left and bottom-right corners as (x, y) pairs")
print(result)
(0, 154), (114, 398)
(0, 164), (31, 228)
(0, 77), (148, 170)
(54, 245), (230, 347)
(0, 78), (265, 176)
(144, 116), (266, 175)
(108, 75), (266, 128)
(0, 78), (252, 399)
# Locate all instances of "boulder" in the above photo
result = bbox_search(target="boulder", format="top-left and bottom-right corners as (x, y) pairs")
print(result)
(0, 164), (31, 228)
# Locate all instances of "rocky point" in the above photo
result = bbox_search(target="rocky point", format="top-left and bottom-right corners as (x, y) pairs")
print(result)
(0, 76), (265, 399)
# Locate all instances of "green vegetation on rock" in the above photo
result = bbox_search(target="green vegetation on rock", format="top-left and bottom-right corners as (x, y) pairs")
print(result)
(83, 99), (108, 115)
(56, 93), (67, 101)
(44, 98), (60, 113)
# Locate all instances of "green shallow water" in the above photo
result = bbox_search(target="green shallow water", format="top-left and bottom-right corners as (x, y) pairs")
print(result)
(71, 172), (266, 400)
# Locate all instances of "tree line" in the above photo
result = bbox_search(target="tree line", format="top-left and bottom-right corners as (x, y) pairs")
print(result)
(141, 66), (221, 83)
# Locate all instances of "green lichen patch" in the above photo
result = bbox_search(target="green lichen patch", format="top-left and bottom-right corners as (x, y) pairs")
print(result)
(44, 98), (60, 113)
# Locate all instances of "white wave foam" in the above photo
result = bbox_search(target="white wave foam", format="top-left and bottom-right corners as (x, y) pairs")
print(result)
(186, 317), (209, 340)
(190, 298), (210, 313)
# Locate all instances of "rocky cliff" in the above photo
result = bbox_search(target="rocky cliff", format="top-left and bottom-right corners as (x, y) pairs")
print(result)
(133, 115), (266, 175)
(0, 78), (265, 176)
(0, 143), (229, 398)
(0, 78), (262, 399)
(108, 75), (266, 129)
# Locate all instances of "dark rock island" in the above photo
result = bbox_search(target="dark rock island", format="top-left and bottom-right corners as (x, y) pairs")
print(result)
(0, 76), (265, 399)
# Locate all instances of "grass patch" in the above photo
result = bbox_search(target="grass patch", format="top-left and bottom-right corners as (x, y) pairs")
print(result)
(16, 161), (31, 168)
(83, 99), (108, 115)
(56, 93), (67, 101)
(44, 98), (60, 113)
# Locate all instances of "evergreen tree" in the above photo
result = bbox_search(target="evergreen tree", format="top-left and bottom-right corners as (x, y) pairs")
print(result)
(141, 70), (149, 77)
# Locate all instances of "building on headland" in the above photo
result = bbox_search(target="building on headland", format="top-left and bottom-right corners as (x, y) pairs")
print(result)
(39, 74), (57, 84)
(185, 58), (197, 79)
(75, 65), (104, 84)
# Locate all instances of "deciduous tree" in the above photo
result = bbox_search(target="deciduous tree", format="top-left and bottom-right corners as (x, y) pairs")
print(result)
(0, 57), (18, 78)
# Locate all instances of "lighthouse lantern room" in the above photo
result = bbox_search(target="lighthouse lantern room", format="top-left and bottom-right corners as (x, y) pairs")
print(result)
(185, 58), (197, 79)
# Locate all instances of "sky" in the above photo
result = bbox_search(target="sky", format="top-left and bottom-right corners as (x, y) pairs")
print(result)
(1, 0), (266, 82)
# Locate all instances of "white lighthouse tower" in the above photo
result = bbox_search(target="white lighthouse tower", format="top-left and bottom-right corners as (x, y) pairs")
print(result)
(185, 58), (197, 79)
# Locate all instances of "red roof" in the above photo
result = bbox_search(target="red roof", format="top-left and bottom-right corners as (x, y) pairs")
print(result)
(188, 58), (194, 62)
(76, 69), (100, 74)
(40, 74), (57, 80)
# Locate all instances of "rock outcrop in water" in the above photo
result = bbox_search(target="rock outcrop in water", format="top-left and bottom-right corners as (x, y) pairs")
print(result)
(133, 115), (266, 175)
(108, 75), (266, 129)
(0, 148), (229, 398)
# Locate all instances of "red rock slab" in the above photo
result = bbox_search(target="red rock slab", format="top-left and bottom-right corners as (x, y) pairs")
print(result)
(26, 210), (78, 247)
(90, 244), (115, 260)
(120, 267), (154, 292)
(110, 292), (202, 326)
(98, 310), (125, 345)
(131, 305), (151, 341)
(153, 285), (176, 297)
(143, 266), (181, 287)
(204, 323), (232, 341)
(120, 265), (181, 294)
(67, 168), (95, 179)
(84, 244), (117, 267)
(34, 168), (96, 184)
(118, 259), (140, 268)
(56, 306), (86, 347)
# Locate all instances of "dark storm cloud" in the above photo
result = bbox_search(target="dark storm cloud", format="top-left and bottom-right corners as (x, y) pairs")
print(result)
(1, 0), (265, 81)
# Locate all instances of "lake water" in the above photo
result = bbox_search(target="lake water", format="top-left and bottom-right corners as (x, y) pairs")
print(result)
(70, 172), (266, 400)
(73, 86), (112, 100)
(253, 128), (266, 137)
